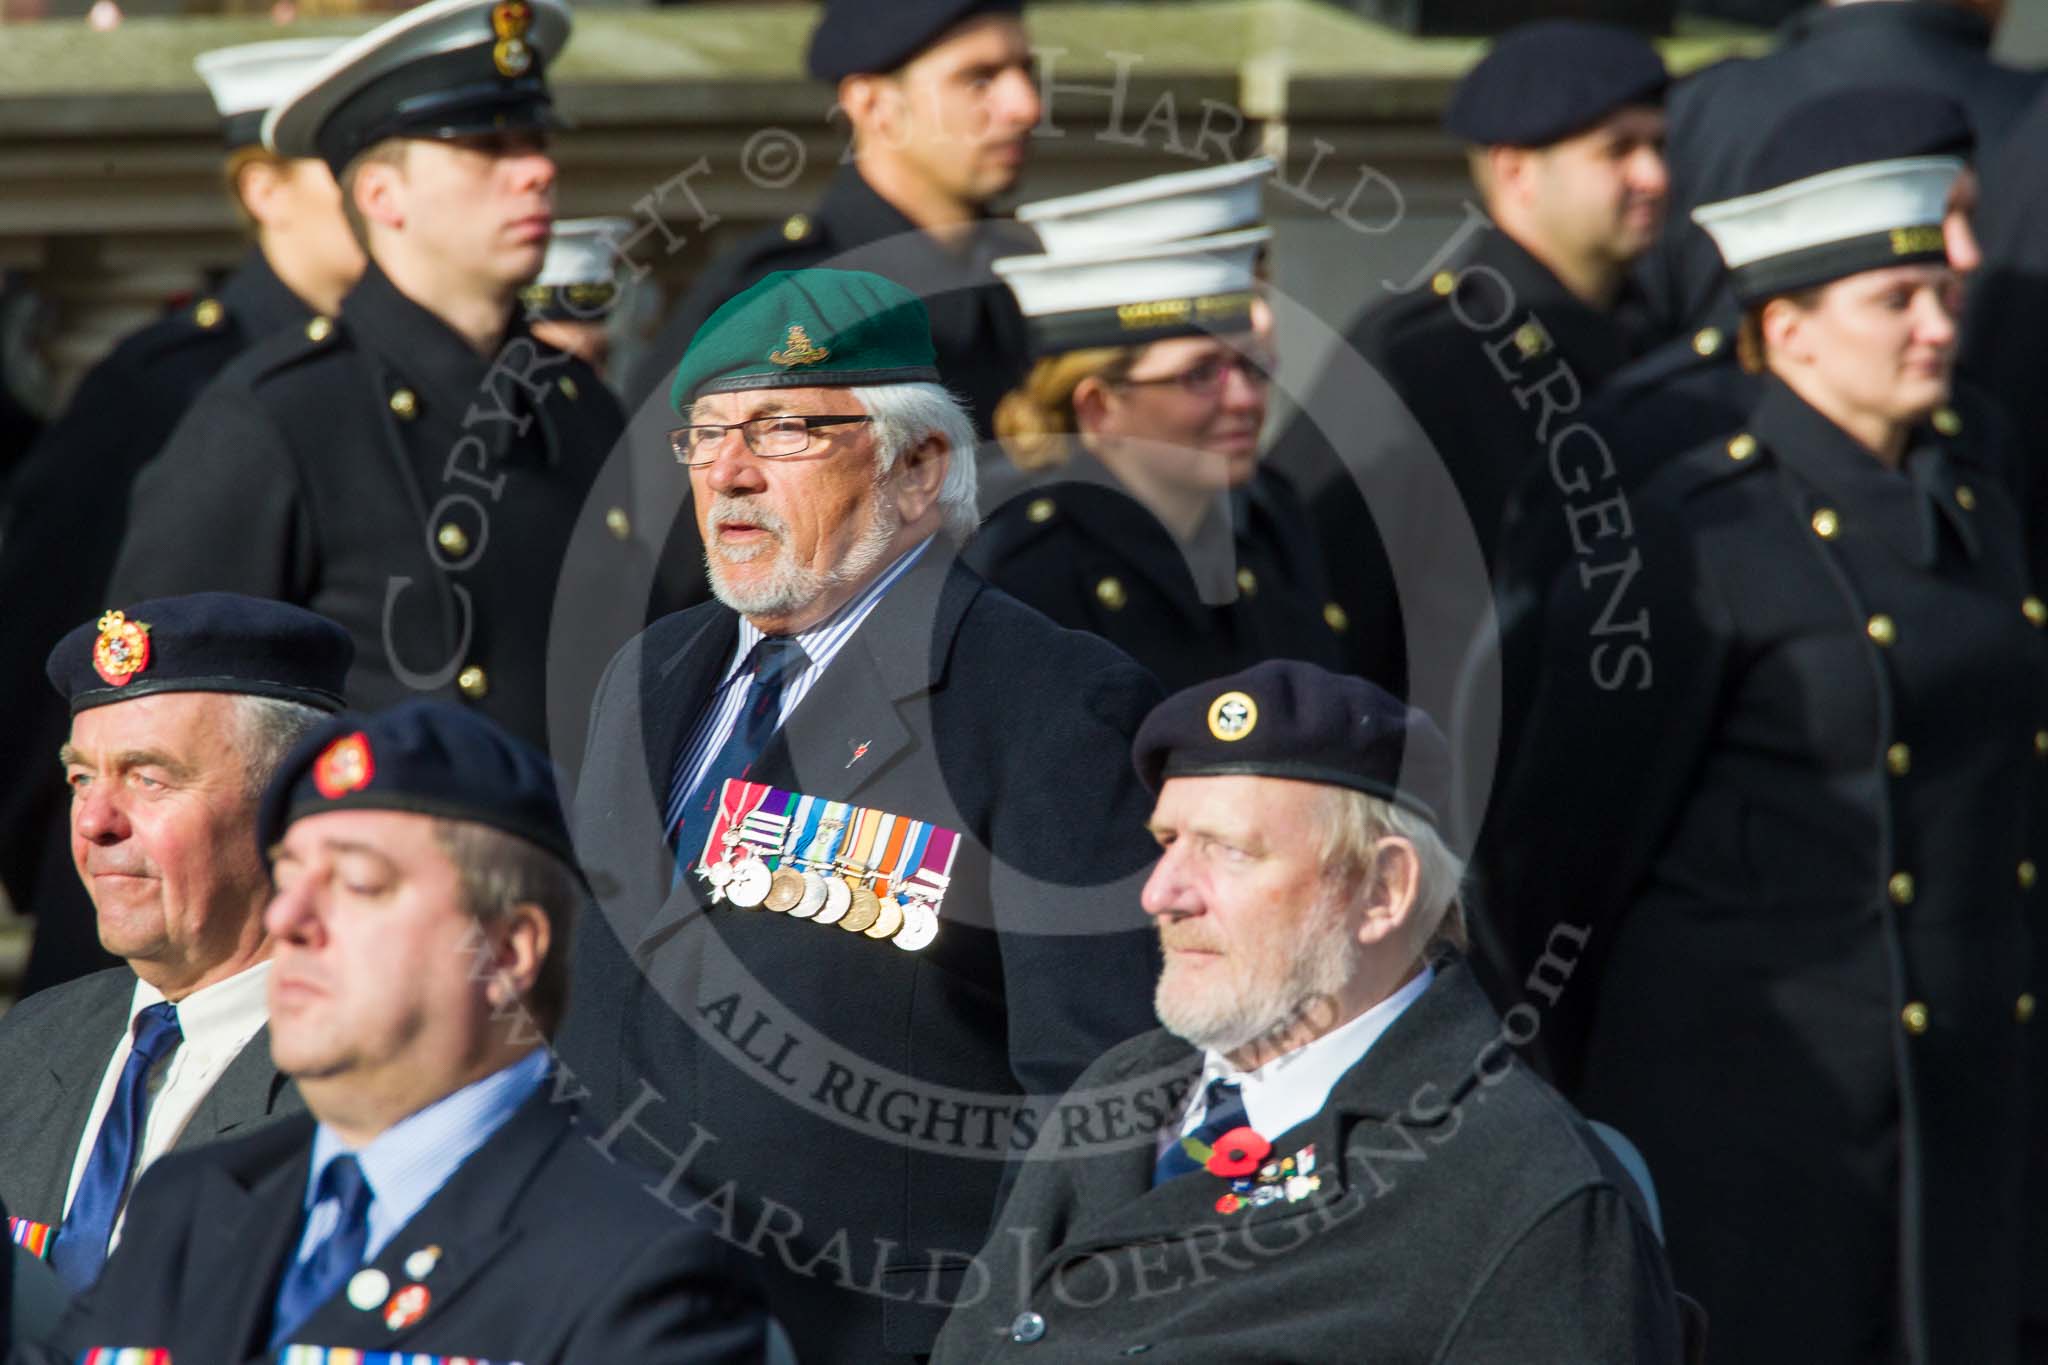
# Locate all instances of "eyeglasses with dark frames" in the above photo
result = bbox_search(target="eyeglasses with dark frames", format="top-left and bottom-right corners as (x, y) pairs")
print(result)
(1113, 351), (1275, 397)
(668, 414), (873, 466)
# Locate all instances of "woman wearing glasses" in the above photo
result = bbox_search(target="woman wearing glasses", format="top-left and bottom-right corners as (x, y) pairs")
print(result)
(1491, 100), (2048, 1365)
(966, 221), (1347, 693)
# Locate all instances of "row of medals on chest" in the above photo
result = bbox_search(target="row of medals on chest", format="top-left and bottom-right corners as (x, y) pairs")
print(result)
(704, 803), (945, 951)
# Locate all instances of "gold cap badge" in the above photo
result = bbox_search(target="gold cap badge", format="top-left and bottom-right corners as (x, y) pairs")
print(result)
(313, 732), (375, 799)
(91, 610), (152, 687)
(1207, 691), (1258, 742)
(490, 0), (534, 78)
(771, 325), (830, 368)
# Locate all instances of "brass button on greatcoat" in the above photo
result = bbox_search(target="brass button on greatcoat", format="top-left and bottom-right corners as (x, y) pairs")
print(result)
(2019, 994), (2037, 1024)
(1865, 614), (1897, 647)
(1955, 485), (1977, 512)
(306, 316), (334, 342)
(193, 298), (224, 329)
(389, 388), (419, 420)
(436, 523), (470, 557)
(1324, 601), (1349, 633)
(2021, 860), (2038, 890)
(1025, 497), (1055, 524)
(1901, 1002), (1929, 1036)
(1236, 567), (1258, 596)
(557, 375), (579, 401)
(1885, 743), (1911, 777)
(605, 507), (631, 540)
(1692, 326), (1722, 358)
(1431, 270), (1456, 297)
(1933, 407), (1962, 437)
(1887, 872), (1915, 907)
(1095, 577), (1127, 610)
(457, 665), (489, 701)
(782, 213), (811, 242)
(1727, 433), (1757, 462)
(2034, 729), (2048, 759)
(1811, 508), (1839, 540)
(2026, 597), (2048, 628)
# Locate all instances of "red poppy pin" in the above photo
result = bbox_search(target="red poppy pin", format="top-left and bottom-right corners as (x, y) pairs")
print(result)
(382, 1280), (431, 1330)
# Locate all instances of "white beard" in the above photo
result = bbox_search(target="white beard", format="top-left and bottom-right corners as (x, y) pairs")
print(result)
(1154, 888), (1356, 1057)
(703, 488), (901, 619)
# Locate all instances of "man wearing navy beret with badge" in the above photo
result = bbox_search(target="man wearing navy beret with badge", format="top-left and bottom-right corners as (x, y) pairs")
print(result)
(1270, 20), (1669, 694)
(627, 0), (1040, 440)
(109, 0), (639, 762)
(0, 593), (347, 1294)
(564, 266), (1163, 1362)
(933, 660), (1685, 1364)
(29, 701), (769, 1365)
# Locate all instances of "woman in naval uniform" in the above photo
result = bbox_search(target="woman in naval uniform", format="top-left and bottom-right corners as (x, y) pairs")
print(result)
(964, 165), (1348, 695)
(1490, 105), (2048, 1365)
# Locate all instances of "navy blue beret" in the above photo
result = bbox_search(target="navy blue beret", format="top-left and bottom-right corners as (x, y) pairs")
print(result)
(1132, 661), (1451, 826)
(1443, 20), (1668, 148)
(259, 699), (573, 866)
(47, 592), (352, 715)
(807, 0), (1022, 81)
(1749, 88), (1975, 194)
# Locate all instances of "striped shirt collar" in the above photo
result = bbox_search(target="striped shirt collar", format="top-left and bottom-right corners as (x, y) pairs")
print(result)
(298, 1047), (549, 1263)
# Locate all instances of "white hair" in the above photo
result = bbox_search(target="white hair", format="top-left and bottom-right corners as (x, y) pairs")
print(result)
(1317, 789), (1469, 959)
(230, 695), (328, 799)
(849, 381), (981, 542)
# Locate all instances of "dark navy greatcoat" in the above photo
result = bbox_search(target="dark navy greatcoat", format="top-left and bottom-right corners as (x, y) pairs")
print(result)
(1488, 375), (2047, 1365)
(106, 261), (642, 761)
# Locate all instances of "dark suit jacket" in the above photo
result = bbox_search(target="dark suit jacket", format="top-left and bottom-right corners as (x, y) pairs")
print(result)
(558, 543), (1164, 1362)
(0, 966), (299, 1236)
(30, 1090), (767, 1364)
(930, 960), (1683, 1364)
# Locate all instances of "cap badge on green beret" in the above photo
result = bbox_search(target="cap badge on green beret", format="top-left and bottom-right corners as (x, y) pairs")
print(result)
(93, 610), (152, 687)
(491, 0), (534, 77)
(313, 731), (375, 799)
(1207, 690), (1257, 742)
(771, 325), (830, 368)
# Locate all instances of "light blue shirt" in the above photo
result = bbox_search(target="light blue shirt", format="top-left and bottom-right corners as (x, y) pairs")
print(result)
(289, 1047), (550, 1267)
(666, 535), (934, 825)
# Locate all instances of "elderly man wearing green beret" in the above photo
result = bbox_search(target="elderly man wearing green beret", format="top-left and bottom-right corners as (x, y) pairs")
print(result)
(563, 267), (1167, 1364)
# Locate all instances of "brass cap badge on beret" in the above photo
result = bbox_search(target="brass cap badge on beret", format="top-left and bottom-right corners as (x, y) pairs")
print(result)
(771, 325), (830, 368)
(1207, 691), (1257, 742)
(92, 610), (152, 688)
(313, 732), (376, 799)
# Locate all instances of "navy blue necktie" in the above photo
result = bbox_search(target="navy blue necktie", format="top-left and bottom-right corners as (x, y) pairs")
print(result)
(269, 1154), (373, 1349)
(668, 636), (809, 863)
(1153, 1079), (1250, 1187)
(49, 1001), (181, 1291)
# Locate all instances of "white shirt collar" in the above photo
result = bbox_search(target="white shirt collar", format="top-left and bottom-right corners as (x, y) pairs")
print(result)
(129, 959), (272, 1058)
(1192, 964), (1434, 1143)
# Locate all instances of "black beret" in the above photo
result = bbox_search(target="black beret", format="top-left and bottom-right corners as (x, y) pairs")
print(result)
(1132, 661), (1451, 826)
(1443, 20), (1668, 148)
(259, 699), (574, 866)
(47, 593), (352, 716)
(807, 0), (1023, 82)
(1748, 88), (1975, 194)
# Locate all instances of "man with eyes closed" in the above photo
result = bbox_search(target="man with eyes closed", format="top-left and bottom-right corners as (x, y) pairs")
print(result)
(0, 593), (349, 1294)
